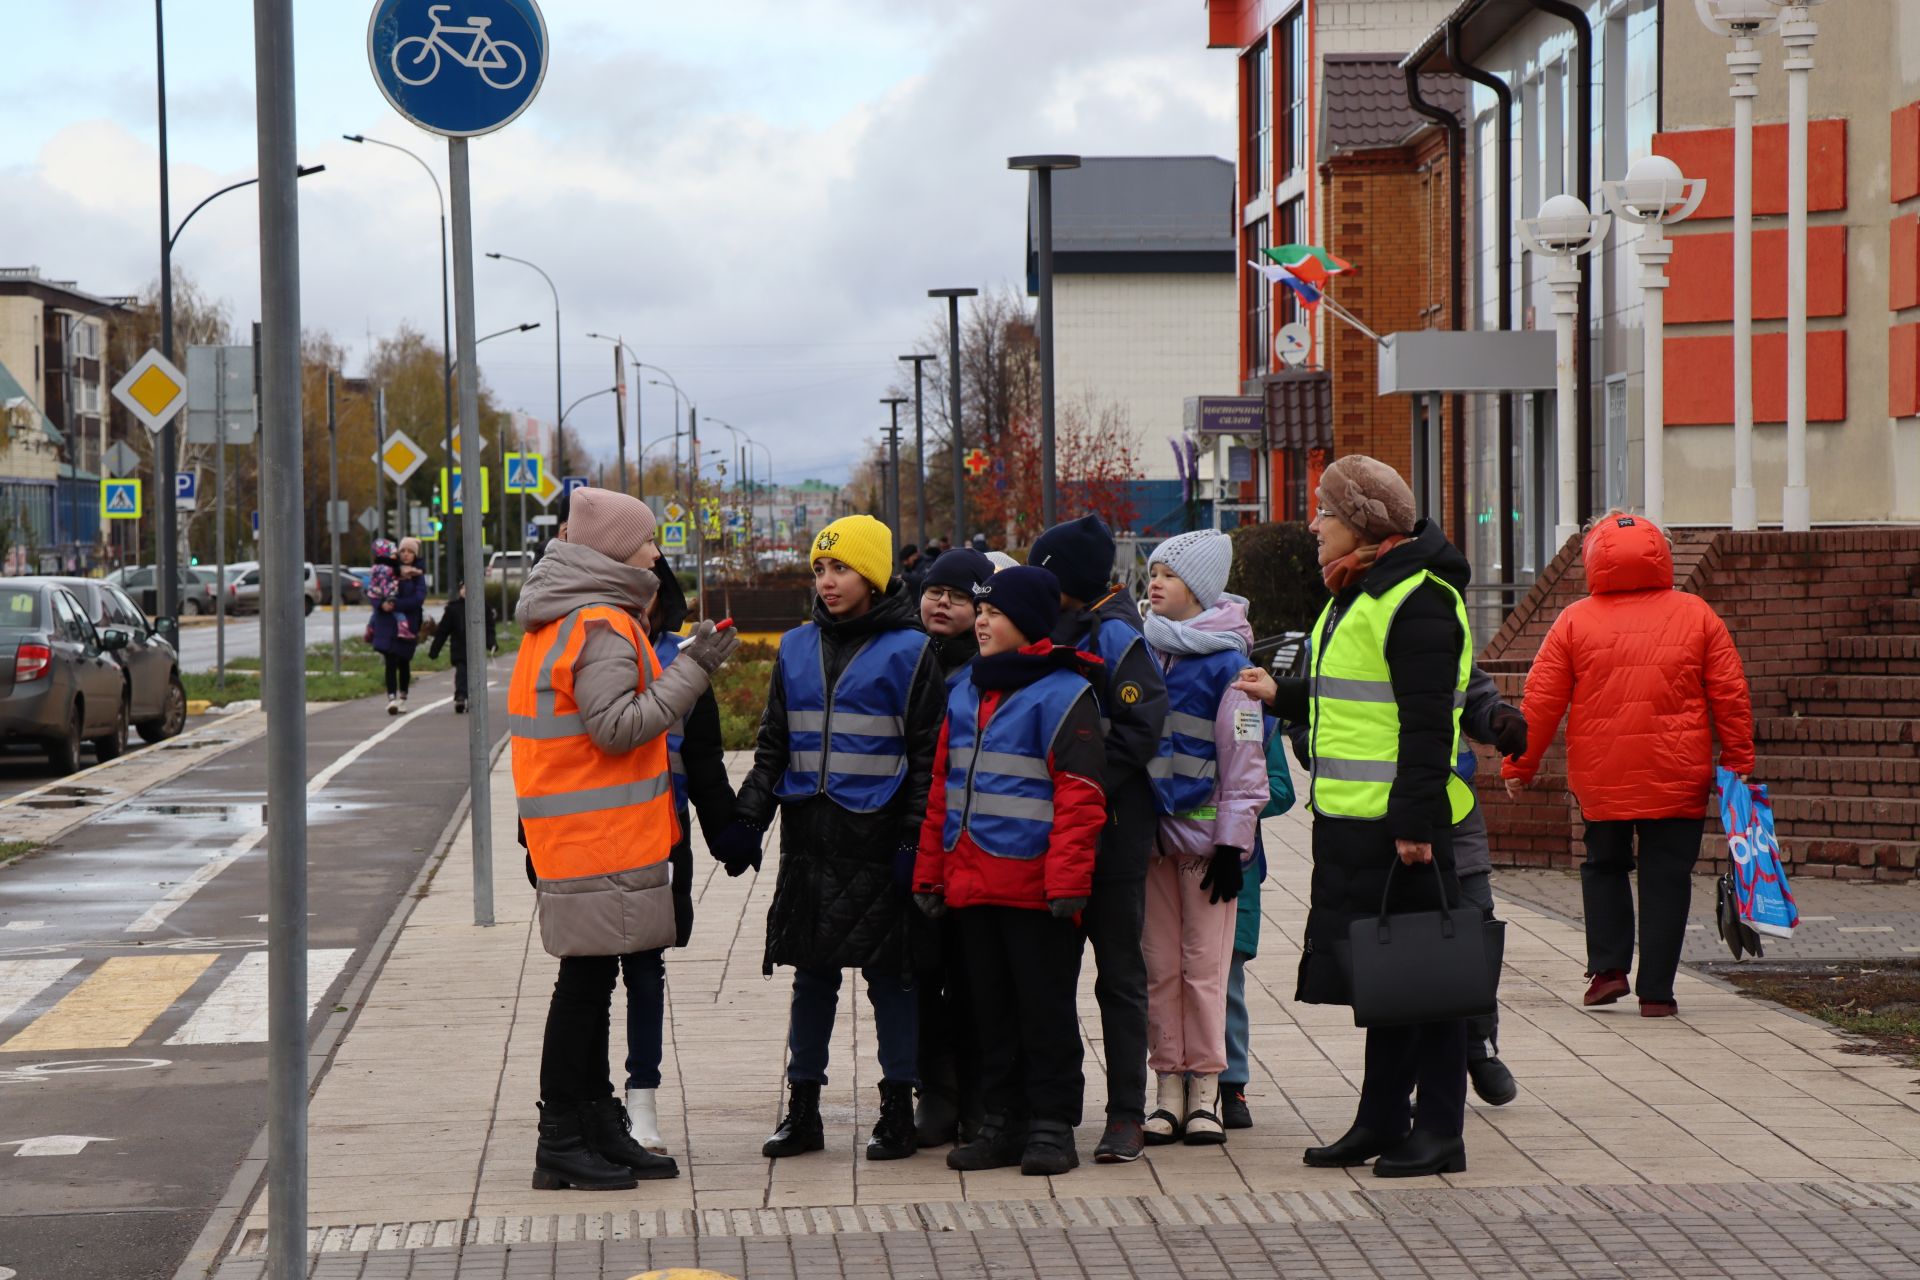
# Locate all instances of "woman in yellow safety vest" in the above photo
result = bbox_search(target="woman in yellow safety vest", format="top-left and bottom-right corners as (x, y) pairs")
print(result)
(509, 488), (739, 1192)
(1233, 455), (1477, 1179)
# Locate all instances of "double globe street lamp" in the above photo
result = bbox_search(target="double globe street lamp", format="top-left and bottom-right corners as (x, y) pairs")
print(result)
(1519, 195), (1610, 546)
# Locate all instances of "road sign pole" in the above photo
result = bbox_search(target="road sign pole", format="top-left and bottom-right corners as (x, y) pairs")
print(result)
(450, 137), (494, 929)
(252, 3), (308, 1277)
(217, 343), (231, 689)
(328, 371), (342, 677)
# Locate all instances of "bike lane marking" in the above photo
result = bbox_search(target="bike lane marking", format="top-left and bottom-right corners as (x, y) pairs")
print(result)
(165, 949), (353, 1045)
(0, 959), (79, 1027)
(2, 955), (214, 1052)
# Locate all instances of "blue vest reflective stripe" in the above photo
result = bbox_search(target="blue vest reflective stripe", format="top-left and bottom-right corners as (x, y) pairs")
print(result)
(1148, 648), (1246, 815)
(655, 630), (689, 811)
(942, 669), (1091, 860)
(773, 624), (929, 813)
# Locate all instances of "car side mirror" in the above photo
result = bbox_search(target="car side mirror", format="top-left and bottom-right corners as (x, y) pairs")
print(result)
(99, 628), (130, 652)
(154, 616), (179, 648)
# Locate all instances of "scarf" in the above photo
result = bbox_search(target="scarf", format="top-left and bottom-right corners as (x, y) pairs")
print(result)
(1141, 596), (1251, 657)
(970, 639), (1095, 691)
(1320, 534), (1408, 594)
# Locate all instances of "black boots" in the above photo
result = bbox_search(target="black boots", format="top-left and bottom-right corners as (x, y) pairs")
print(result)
(532, 1101), (638, 1191)
(1468, 1055), (1518, 1106)
(867, 1080), (917, 1161)
(1220, 1082), (1253, 1130)
(763, 1080), (825, 1158)
(1373, 1130), (1467, 1177)
(581, 1096), (679, 1180)
(914, 1083), (960, 1148)
(1020, 1119), (1078, 1177)
(946, 1113), (1027, 1171)
(1302, 1122), (1411, 1169)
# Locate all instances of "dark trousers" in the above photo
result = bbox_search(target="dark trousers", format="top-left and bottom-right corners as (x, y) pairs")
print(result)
(621, 949), (666, 1090)
(539, 955), (619, 1105)
(1581, 817), (1706, 1003)
(917, 913), (978, 1104)
(786, 966), (918, 1086)
(1354, 1019), (1469, 1138)
(451, 657), (470, 704)
(959, 905), (1086, 1126)
(1456, 871), (1501, 1059)
(383, 653), (411, 696)
(1082, 783), (1152, 1121)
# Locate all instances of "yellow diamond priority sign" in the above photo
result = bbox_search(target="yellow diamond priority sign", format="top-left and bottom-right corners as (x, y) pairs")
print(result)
(111, 349), (187, 435)
(530, 467), (562, 508)
(379, 430), (428, 485)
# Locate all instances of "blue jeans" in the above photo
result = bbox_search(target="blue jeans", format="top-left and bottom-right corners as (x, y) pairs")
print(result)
(786, 965), (919, 1086)
(1224, 951), (1252, 1084)
(621, 949), (666, 1090)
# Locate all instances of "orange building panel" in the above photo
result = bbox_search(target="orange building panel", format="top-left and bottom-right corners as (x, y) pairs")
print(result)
(1654, 120), (1848, 220)
(1664, 330), (1848, 425)
(1666, 226), (1848, 324)
(1893, 324), (1920, 418)
(1895, 214), (1920, 312)
(1894, 103), (1920, 204)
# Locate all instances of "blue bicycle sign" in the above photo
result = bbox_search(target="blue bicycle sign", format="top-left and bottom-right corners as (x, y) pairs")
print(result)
(368, 0), (547, 138)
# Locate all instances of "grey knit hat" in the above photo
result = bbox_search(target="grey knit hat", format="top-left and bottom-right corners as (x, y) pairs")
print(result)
(1149, 529), (1234, 609)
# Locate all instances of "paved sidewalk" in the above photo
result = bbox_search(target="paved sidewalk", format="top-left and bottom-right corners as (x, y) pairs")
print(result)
(213, 753), (1920, 1277)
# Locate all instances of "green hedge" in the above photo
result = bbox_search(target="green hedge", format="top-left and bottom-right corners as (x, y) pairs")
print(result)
(1226, 521), (1327, 639)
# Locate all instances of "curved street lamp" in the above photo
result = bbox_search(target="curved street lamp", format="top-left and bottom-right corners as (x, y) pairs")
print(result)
(484, 252), (565, 478)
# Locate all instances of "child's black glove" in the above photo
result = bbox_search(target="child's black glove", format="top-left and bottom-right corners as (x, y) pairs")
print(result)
(709, 820), (764, 877)
(1048, 896), (1088, 920)
(1491, 705), (1528, 759)
(914, 892), (948, 919)
(1200, 846), (1244, 904)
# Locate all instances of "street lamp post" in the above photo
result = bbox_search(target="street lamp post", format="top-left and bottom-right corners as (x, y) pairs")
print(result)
(928, 288), (977, 545)
(485, 253), (564, 480)
(1769, 0), (1823, 531)
(880, 397), (908, 564)
(1697, 0), (1778, 531)
(1519, 195), (1610, 546)
(1008, 155), (1080, 527)
(1603, 156), (1706, 525)
(642, 367), (688, 495)
(899, 353), (935, 549)
(587, 334), (647, 495)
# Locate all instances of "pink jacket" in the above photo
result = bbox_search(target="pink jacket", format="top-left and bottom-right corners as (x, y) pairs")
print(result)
(1149, 596), (1270, 860)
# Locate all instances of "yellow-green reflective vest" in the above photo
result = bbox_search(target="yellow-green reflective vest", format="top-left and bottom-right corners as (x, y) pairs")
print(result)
(1307, 570), (1476, 825)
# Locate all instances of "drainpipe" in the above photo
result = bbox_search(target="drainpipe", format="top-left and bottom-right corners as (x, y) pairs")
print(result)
(1405, 64), (1467, 549)
(1524, 0), (1594, 527)
(1449, 25), (1517, 584)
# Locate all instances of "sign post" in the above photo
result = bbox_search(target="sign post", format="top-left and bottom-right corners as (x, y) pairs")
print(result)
(188, 342), (258, 690)
(370, 0), (548, 931)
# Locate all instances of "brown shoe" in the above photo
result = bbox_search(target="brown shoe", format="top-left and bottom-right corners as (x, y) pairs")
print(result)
(1639, 999), (1679, 1018)
(1583, 970), (1629, 1007)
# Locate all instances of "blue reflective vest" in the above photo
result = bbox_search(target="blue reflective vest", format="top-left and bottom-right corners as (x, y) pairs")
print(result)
(1074, 613), (1174, 777)
(1148, 648), (1246, 815)
(655, 630), (689, 812)
(773, 624), (930, 813)
(942, 669), (1093, 861)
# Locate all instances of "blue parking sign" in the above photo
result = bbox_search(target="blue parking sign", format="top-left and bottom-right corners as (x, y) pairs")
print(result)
(175, 471), (197, 504)
(561, 475), (589, 498)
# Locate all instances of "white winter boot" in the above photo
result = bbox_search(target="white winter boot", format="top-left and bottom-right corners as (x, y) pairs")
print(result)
(1183, 1073), (1226, 1145)
(1144, 1073), (1185, 1146)
(626, 1087), (667, 1155)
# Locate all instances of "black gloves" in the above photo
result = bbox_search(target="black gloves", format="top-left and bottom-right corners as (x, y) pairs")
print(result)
(709, 820), (764, 877)
(1490, 704), (1528, 759)
(1200, 846), (1244, 905)
(1049, 896), (1089, 920)
(914, 892), (948, 919)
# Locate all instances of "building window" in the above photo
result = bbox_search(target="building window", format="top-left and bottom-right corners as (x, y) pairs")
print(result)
(1276, 197), (1304, 329)
(1279, 6), (1306, 177)
(71, 319), (100, 360)
(1246, 39), (1271, 199)
(1246, 216), (1271, 378)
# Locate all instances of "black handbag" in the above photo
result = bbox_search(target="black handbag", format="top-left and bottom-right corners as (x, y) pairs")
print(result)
(1345, 858), (1504, 1028)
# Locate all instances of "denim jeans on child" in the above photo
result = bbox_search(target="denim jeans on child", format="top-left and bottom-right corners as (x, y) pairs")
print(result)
(785, 965), (918, 1085)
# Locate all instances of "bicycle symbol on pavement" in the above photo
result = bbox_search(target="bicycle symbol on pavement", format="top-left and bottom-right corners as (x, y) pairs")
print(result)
(391, 4), (528, 89)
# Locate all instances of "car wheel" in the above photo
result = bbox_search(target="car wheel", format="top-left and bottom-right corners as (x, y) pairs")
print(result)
(92, 693), (129, 762)
(303, 594), (315, 617)
(182, 597), (203, 616)
(44, 702), (82, 777)
(138, 673), (188, 744)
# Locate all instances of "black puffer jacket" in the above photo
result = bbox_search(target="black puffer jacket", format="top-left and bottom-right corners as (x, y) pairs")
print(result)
(735, 582), (946, 975)
(1267, 519), (1471, 1006)
(653, 561), (736, 948)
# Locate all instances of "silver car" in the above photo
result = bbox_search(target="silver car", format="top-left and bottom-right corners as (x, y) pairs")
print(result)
(223, 560), (319, 616)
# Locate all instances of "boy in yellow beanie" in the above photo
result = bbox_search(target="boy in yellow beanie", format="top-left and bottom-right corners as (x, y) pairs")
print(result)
(713, 514), (948, 1163)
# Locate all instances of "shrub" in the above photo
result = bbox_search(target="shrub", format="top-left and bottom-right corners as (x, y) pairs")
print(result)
(1226, 522), (1328, 640)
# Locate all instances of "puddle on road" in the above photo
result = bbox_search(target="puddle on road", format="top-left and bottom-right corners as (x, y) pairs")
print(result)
(17, 798), (93, 810)
(16, 783), (115, 810)
(121, 801), (269, 826)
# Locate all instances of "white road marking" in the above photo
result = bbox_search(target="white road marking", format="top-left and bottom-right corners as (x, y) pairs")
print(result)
(1839, 926), (1895, 934)
(0, 1134), (112, 1156)
(165, 949), (354, 1045)
(124, 697), (453, 933)
(0, 922), (45, 932)
(0, 959), (79, 1027)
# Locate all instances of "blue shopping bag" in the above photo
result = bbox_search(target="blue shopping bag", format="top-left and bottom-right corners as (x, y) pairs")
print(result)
(1717, 767), (1798, 940)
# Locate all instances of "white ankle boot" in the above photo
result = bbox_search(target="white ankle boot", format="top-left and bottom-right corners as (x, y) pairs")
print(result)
(1144, 1073), (1185, 1145)
(626, 1088), (666, 1154)
(1183, 1073), (1225, 1145)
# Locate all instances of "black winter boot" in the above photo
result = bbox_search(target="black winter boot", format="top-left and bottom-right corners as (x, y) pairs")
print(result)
(763, 1080), (825, 1158)
(580, 1096), (679, 1180)
(867, 1080), (917, 1161)
(1020, 1119), (1080, 1177)
(914, 1083), (960, 1148)
(946, 1113), (1027, 1171)
(532, 1102), (639, 1191)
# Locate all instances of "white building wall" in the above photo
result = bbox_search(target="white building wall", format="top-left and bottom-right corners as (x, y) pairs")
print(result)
(1052, 272), (1238, 482)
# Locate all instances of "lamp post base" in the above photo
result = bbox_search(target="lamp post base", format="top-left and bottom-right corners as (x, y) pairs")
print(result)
(1731, 485), (1757, 533)
(1555, 521), (1580, 548)
(1782, 484), (1810, 533)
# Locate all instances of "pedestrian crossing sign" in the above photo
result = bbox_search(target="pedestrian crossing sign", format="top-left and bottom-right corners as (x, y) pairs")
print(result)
(504, 452), (543, 494)
(102, 478), (142, 519)
(661, 521), (686, 552)
(440, 466), (492, 515)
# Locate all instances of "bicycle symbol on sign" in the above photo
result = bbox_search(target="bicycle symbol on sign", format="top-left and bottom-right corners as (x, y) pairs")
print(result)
(391, 4), (528, 90)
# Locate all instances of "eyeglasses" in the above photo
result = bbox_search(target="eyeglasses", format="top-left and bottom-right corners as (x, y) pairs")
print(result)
(921, 586), (973, 607)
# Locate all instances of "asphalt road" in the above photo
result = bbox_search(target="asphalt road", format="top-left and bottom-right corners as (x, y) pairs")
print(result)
(0, 656), (511, 1280)
(172, 608), (381, 674)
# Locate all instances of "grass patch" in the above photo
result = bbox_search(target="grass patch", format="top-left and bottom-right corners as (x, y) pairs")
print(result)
(0, 839), (40, 866)
(1716, 960), (1920, 1068)
(183, 623), (524, 707)
(710, 640), (775, 751)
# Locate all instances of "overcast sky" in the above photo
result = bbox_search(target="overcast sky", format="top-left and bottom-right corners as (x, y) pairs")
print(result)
(3, 1), (1232, 485)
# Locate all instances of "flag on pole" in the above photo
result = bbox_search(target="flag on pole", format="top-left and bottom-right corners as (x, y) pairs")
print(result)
(1264, 243), (1354, 277)
(1248, 258), (1323, 307)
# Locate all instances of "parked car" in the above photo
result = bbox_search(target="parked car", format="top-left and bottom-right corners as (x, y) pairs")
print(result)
(314, 566), (364, 606)
(106, 565), (217, 617)
(14, 577), (188, 746)
(486, 551), (534, 583)
(224, 561), (319, 616)
(0, 581), (137, 773)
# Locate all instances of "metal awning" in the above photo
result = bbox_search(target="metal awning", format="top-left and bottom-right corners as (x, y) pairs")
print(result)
(1261, 370), (1332, 450)
(1377, 330), (1554, 396)
(1401, 0), (1540, 75)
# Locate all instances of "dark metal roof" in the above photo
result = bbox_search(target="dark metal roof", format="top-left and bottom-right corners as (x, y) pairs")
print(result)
(1025, 156), (1235, 259)
(1402, 0), (1542, 75)
(1321, 54), (1466, 156)
(1262, 370), (1332, 451)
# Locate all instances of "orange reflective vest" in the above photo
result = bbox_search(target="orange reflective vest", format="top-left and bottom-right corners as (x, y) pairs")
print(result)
(510, 603), (679, 880)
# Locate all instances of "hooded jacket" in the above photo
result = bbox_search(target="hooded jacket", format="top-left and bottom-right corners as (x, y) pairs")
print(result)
(1503, 514), (1755, 821)
(734, 581), (947, 974)
(650, 558), (737, 948)
(1146, 595), (1270, 860)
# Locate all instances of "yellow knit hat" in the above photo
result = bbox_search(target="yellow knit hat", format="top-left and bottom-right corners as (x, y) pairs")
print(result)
(811, 514), (894, 593)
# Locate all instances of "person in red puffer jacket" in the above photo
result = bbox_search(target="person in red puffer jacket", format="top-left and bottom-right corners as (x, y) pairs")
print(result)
(914, 565), (1106, 1178)
(1502, 511), (1755, 1018)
